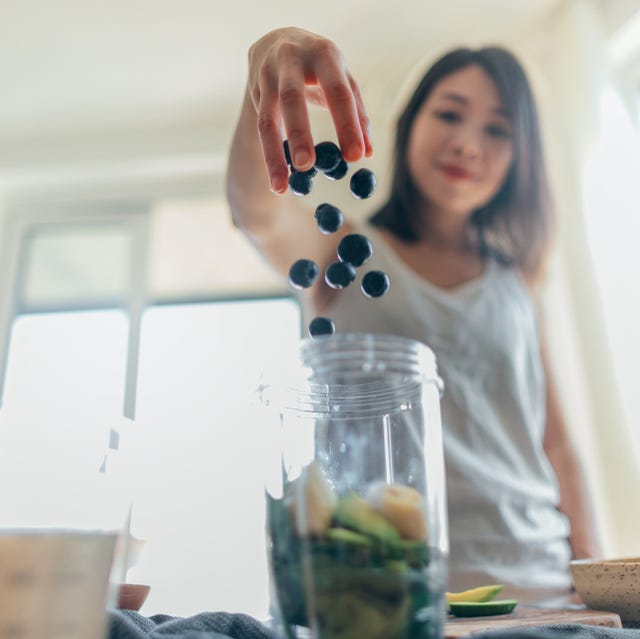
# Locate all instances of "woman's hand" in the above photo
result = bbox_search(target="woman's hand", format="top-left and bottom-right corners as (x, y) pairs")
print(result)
(247, 27), (373, 194)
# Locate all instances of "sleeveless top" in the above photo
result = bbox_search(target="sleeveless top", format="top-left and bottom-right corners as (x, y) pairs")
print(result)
(307, 224), (572, 592)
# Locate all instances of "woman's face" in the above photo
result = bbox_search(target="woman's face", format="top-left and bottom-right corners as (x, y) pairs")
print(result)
(407, 64), (514, 220)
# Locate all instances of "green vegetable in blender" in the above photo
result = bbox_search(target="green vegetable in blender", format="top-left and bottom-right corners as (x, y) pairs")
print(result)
(333, 492), (401, 542)
(267, 488), (438, 639)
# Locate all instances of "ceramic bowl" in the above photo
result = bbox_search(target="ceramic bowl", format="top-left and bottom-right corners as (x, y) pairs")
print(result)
(570, 557), (640, 623)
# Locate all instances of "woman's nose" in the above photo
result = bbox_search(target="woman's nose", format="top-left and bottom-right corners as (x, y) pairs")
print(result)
(451, 132), (482, 160)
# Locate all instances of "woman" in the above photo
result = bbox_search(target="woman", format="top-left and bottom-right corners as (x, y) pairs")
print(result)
(226, 27), (601, 598)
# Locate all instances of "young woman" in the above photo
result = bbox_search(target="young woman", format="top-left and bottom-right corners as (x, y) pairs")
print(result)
(226, 27), (601, 598)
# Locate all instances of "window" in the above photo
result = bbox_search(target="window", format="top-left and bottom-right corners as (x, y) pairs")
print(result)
(583, 83), (640, 440)
(0, 196), (301, 618)
(130, 299), (299, 616)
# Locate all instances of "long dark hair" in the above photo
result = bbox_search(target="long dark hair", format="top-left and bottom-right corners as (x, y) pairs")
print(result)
(369, 46), (554, 279)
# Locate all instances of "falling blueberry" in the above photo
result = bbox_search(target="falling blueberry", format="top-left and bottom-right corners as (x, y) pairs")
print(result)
(283, 140), (292, 168)
(314, 141), (342, 173)
(325, 261), (357, 289)
(308, 316), (335, 338)
(361, 270), (390, 298)
(288, 171), (313, 196)
(337, 234), (373, 267)
(289, 259), (319, 289)
(323, 158), (349, 181)
(350, 168), (376, 199)
(315, 203), (344, 234)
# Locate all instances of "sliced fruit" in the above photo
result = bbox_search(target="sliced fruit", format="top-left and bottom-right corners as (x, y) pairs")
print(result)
(446, 584), (504, 605)
(369, 483), (428, 541)
(289, 462), (336, 536)
(334, 492), (401, 542)
(326, 527), (372, 546)
(449, 599), (518, 617)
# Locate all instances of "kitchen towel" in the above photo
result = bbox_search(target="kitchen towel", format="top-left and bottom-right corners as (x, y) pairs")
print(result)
(108, 612), (640, 639)
(108, 610), (274, 639)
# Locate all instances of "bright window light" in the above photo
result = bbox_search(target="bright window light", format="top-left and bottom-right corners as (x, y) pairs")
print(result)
(0, 311), (129, 530)
(3, 310), (128, 415)
(129, 298), (301, 619)
(583, 88), (640, 438)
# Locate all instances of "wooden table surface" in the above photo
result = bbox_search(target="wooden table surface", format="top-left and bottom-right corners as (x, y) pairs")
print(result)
(445, 604), (622, 638)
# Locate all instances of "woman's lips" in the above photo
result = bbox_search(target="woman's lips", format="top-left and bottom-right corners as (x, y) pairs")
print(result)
(440, 164), (473, 180)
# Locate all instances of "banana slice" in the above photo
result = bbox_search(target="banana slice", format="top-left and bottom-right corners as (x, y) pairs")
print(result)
(368, 483), (428, 541)
(446, 584), (504, 605)
(289, 462), (336, 536)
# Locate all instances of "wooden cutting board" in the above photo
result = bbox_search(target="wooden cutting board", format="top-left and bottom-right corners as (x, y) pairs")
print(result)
(445, 606), (622, 637)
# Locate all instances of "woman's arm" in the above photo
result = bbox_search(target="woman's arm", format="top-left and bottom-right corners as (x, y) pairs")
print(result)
(225, 27), (373, 285)
(541, 337), (603, 559)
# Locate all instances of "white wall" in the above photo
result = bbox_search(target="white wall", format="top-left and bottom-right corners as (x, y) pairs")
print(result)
(519, 0), (640, 557)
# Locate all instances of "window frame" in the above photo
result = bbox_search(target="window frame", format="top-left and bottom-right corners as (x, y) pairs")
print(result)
(0, 200), (150, 418)
(0, 198), (302, 418)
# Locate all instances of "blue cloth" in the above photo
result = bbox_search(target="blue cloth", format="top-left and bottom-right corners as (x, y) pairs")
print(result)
(107, 610), (640, 639)
(108, 610), (274, 639)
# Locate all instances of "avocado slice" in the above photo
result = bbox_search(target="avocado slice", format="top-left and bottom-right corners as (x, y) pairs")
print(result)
(449, 599), (518, 617)
(333, 493), (401, 542)
(446, 583), (504, 605)
(327, 527), (373, 546)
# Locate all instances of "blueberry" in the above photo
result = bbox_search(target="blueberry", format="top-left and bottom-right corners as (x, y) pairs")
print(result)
(350, 168), (376, 199)
(308, 316), (335, 338)
(337, 234), (373, 267)
(361, 270), (390, 298)
(323, 158), (349, 181)
(288, 171), (313, 196)
(283, 140), (292, 168)
(325, 261), (356, 289)
(289, 259), (319, 289)
(314, 141), (342, 173)
(315, 203), (344, 234)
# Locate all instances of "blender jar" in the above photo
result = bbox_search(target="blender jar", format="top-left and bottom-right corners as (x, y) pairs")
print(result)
(261, 333), (448, 639)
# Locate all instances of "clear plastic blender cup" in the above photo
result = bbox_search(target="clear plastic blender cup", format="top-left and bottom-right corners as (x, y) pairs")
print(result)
(261, 333), (448, 639)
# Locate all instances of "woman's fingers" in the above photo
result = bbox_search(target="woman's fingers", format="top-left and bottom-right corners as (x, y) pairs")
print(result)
(349, 73), (373, 158)
(255, 71), (288, 194)
(248, 29), (372, 193)
(314, 43), (366, 163)
(278, 55), (314, 171)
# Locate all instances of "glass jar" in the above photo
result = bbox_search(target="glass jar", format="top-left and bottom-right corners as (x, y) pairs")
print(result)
(261, 333), (448, 639)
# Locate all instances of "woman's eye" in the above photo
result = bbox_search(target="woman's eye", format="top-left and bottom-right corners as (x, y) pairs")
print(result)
(435, 110), (461, 123)
(486, 124), (511, 139)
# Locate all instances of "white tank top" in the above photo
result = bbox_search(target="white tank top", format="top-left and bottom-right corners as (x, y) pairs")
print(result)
(311, 224), (572, 593)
